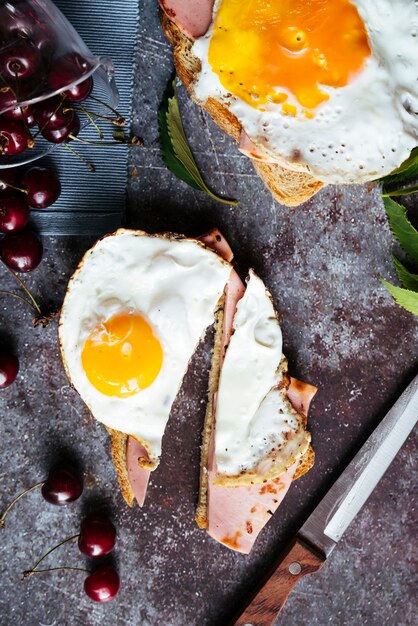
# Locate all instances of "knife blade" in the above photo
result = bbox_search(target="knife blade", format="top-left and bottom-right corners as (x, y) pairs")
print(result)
(231, 372), (418, 626)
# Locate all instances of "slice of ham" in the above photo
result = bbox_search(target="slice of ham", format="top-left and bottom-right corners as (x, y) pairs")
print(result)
(126, 438), (150, 507)
(202, 236), (317, 554)
(125, 228), (235, 507)
(207, 378), (315, 554)
(239, 130), (278, 164)
(159, 0), (214, 38)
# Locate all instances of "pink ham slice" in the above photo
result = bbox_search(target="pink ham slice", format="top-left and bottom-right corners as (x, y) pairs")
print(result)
(201, 238), (317, 554)
(239, 131), (278, 164)
(159, 0), (215, 38)
(207, 378), (316, 554)
(125, 228), (235, 507)
(126, 438), (150, 507)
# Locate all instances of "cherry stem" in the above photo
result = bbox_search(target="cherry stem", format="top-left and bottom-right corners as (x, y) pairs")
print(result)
(32, 94), (66, 141)
(26, 534), (80, 575)
(0, 481), (44, 528)
(23, 566), (89, 579)
(69, 134), (143, 147)
(88, 95), (125, 122)
(67, 104), (125, 128)
(0, 259), (42, 315)
(79, 108), (104, 140)
(0, 180), (28, 195)
(0, 289), (37, 312)
(64, 143), (96, 173)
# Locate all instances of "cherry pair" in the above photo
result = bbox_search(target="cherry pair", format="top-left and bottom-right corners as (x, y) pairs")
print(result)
(24, 514), (119, 603)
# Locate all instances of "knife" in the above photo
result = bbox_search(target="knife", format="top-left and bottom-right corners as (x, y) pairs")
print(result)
(231, 372), (418, 626)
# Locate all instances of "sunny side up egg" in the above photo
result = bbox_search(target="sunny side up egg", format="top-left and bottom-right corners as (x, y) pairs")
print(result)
(193, 0), (418, 184)
(59, 230), (232, 468)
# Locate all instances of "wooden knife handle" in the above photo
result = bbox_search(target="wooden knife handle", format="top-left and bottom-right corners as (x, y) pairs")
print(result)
(231, 538), (326, 626)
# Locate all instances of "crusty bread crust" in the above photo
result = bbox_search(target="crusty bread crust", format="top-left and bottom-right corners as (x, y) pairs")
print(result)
(107, 428), (135, 507)
(160, 9), (324, 207)
(195, 299), (225, 529)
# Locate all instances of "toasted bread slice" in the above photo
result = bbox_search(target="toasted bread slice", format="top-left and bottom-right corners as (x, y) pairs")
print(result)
(196, 298), (315, 530)
(160, 9), (324, 207)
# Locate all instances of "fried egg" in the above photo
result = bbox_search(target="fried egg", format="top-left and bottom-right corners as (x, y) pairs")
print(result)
(59, 230), (232, 468)
(193, 0), (418, 183)
(214, 270), (310, 484)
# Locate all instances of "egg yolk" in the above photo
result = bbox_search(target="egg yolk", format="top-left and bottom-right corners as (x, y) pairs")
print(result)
(81, 312), (163, 397)
(208, 0), (371, 115)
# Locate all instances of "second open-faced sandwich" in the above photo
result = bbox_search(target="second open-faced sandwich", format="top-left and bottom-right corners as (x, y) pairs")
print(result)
(160, 0), (418, 206)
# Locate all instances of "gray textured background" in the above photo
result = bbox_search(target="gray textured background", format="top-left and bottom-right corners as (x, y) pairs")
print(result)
(0, 1), (417, 625)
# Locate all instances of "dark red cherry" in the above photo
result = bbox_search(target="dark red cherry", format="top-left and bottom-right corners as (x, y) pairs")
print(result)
(49, 53), (93, 103)
(0, 194), (29, 232)
(0, 118), (29, 155)
(41, 464), (83, 506)
(21, 167), (61, 209)
(0, 88), (17, 114)
(3, 104), (35, 127)
(62, 76), (93, 103)
(0, 3), (39, 41)
(0, 353), (19, 389)
(33, 96), (73, 131)
(78, 516), (117, 558)
(0, 39), (41, 81)
(0, 168), (18, 192)
(1, 229), (43, 271)
(84, 566), (120, 603)
(41, 112), (80, 144)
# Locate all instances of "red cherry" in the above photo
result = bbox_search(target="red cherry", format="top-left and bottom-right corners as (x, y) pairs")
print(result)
(0, 194), (29, 232)
(84, 566), (120, 603)
(0, 3), (39, 41)
(0, 88), (17, 114)
(41, 112), (80, 144)
(0, 118), (29, 155)
(78, 515), (117, 558)
(62, 76), (93, 103)
(3, 104), (36, 127)
(1, 229), (43, 271)
(0, 353), (19, 388)
(0, 39), (41, 81)
(21, 167), (61, 208)
(49, 53), (93, 103)
(33, 96), (74, 130)
(41, 464), (83, 506)
(0, 168), (18, 192)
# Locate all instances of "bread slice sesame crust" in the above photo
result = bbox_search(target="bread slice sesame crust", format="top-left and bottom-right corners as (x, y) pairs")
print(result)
(160, 9), (325, 208)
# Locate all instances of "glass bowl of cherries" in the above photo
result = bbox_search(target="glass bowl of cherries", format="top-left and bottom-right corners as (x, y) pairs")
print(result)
(0, 0), (118, 169)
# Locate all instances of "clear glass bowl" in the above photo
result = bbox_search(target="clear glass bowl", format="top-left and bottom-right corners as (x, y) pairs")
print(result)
(0, 0), (118, 169)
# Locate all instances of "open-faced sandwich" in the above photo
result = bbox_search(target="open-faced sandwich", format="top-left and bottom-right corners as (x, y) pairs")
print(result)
(160, 0), (418, 206)
(59, 229), (316, 552)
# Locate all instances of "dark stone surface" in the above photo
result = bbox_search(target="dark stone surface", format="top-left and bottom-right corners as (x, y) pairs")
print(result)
(0, 2), (417, 625)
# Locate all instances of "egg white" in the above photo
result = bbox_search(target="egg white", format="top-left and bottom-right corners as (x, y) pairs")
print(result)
(59, 230), (232, 466)
(193, 0), (418, 183)
(214, 270), (310, 481)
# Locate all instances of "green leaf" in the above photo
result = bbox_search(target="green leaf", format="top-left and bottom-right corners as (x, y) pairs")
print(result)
(158, 73), (237, 206)
(380, 279), (418, 315)
(382, 183), (418, 197)
(384, 197), (418, 262)
(392, 254), (418, 291)
(379, 147), (418, 186)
